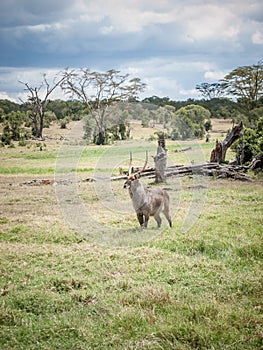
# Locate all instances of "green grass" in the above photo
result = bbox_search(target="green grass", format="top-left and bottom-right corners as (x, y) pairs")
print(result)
(0, 134), (262, 349)
(1, 238), (262, 349)
(0, 139), (219, 175)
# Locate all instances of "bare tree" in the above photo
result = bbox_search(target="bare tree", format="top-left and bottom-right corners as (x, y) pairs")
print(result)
(20, 74), (65, 139)
(60, 68), (146, 145)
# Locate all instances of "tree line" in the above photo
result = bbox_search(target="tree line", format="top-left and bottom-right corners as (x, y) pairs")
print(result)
(0, 62), (262, 166)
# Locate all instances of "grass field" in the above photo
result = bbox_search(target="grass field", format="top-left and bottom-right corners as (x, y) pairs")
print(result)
(0, 119), (262, 349)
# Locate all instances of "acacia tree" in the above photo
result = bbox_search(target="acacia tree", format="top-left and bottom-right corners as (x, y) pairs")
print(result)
(20, 74), (65, 139)
(60, 68), (146, 145)
(222, 61), (263, 112)
(195, 82), (225, 99)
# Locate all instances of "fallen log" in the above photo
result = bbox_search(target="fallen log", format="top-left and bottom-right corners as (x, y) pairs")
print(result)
(247, 153), (263, 170)
(79, 163), (252, 182)
(18, 162), (252, 186)
(173, 147), (192, 153)
(19, 178), (73, 186)
(139, 163), (251, 181)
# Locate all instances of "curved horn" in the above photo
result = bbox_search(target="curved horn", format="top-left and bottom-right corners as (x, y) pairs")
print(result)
(138, 150), (148, 174)
(128, 151), (148, 176)
(128, 152), (133, 176)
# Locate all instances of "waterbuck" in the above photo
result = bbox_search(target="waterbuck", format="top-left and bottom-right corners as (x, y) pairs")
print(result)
(123, 152), (172, 228)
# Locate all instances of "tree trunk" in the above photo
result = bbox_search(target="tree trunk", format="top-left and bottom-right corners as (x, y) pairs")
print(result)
(32, 118), (38, 137)
(37, 108), (44, 139)
(96, 131), (105, 145)
(37, 113), (44, 139)
(210, 122), (243, 163)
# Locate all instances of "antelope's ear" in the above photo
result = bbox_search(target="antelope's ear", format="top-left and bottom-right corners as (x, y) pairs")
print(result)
(134, 173), (140, 179)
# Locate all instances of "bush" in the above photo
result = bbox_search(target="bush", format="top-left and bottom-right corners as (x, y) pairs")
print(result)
(1, 125), (12, 145)
(232, 117), (263, 165)
(171, 105), (210, 140)
(18, 138), (27, 147)
(60, 117), (70, 129)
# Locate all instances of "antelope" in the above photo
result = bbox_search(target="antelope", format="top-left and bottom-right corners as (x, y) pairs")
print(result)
(124, 152), (172, 228)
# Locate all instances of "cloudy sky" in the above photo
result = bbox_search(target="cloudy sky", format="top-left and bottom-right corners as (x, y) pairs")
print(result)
(0, 0), (262, 102)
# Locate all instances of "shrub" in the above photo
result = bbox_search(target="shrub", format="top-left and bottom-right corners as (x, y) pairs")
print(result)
(232, 117), (263, 165)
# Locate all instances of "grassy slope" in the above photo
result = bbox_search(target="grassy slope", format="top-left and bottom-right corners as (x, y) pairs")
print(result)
(0, 120), (262, 349)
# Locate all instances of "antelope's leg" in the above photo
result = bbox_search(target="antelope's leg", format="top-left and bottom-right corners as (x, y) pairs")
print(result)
(154, 214), (162, 228)
(164, 212), (172, 227)
(144, 215), (149, 228)
(137, 213), (144, 226)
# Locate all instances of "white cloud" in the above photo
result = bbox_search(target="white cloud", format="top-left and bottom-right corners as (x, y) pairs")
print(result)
(119, 57), (219, 99)
(0, 0), (262, 102)
(144, 76), (180, 98)
(72, 0), (176, 34)
(0, 91), (17, 102)
(179, 88), (199, 97)
(204, 70), (227, 80)
(181, 4), (241, 42)
(121, 57), (215, 76)
(252, 30), (263, 44)
(26, 22), (66, 33)
(100, 25), (114, 35)
(0, 67), (67, 103)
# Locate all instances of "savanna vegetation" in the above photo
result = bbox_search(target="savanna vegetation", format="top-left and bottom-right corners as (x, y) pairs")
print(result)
(1, 61), (263, 166)
(0, 61), (262, 349)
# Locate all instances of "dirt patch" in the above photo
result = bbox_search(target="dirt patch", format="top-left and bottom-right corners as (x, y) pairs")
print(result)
(211, 118), (233, 136)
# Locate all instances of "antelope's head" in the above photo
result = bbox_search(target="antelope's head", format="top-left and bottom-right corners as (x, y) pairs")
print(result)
(123, 173), (140, 189)
(123, 151), (148, 189)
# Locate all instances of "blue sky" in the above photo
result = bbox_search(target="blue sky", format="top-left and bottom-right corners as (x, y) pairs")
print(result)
(0, 0), (262, 102)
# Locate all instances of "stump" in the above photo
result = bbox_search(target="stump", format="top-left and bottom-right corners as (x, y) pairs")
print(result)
(210, 122), (243, 163)
(154, 133), (167, 183)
